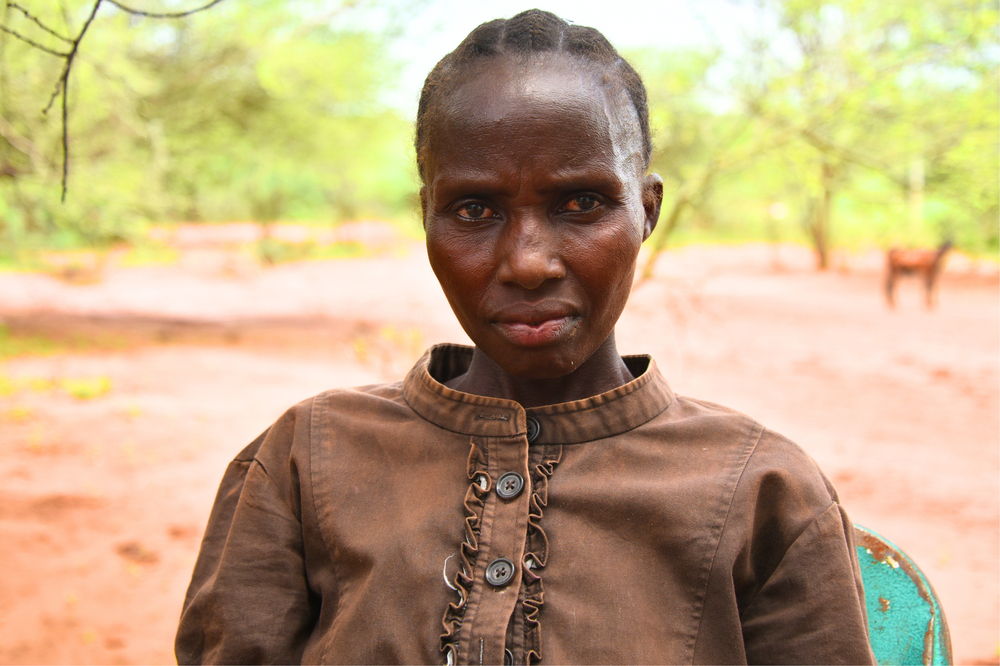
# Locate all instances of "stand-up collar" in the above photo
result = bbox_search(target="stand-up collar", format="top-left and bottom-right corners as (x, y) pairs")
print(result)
(402, 344), (674, 444)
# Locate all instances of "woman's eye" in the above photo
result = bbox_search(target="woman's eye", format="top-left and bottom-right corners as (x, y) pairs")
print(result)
(562, 195), (601, 213)
(456, 202), (496, 221)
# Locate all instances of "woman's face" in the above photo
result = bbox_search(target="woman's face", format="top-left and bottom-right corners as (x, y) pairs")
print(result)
(422, 55), (662, 380)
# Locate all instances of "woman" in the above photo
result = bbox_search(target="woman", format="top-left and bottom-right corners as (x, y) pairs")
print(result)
(176, 10), (875, 664)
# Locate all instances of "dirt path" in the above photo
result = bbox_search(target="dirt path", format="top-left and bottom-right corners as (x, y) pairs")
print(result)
(0, 237), (996, 664)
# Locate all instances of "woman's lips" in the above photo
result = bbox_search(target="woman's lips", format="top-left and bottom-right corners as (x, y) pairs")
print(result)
(493, 315), (579, 347)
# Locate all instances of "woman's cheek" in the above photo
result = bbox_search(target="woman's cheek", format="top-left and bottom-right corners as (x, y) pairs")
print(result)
(569, 222), (640, 272)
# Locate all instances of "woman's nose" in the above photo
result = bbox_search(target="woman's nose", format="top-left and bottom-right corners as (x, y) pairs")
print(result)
(496, 216), (566, 290)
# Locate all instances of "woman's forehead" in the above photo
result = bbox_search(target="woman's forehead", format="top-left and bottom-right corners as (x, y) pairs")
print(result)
(430, 55), (644, 170)
(444, 54), (619, 117)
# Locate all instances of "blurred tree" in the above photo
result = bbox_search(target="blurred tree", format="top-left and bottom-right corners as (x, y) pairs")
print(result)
(0, 0), (415, 258)
(0, 0), (223, 203)
(741, 0), (998, 268)
(633, 47), (800, 279)
(1, 0), (994, 267)
(636, 0), (997, 273)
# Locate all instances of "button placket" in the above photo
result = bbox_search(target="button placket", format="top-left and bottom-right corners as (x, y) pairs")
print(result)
(455, 432), (532, 666)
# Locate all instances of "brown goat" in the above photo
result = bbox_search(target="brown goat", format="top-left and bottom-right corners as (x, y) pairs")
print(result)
(885, 240), (953, 308)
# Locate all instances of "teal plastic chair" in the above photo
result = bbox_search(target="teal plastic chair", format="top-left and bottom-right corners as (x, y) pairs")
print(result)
(854, 525), (953, 665)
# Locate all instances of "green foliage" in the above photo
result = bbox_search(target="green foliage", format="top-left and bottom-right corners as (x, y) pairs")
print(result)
(737, 0), (998, 264)
(0, 0), (418, 258)
(631, 0), (998, 272)
(0, 0), (994, 266)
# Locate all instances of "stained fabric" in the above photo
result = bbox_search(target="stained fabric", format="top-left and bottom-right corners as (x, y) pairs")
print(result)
(176, 344), (875, 665)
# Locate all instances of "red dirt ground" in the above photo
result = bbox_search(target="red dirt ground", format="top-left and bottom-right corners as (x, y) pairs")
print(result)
(0, 226), (997, 664)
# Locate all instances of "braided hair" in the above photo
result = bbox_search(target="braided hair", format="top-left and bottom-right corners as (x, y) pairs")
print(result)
(415, 9), (651, 181)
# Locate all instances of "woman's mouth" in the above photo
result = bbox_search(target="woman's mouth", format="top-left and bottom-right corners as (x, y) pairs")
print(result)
(493, 315), (579, 347)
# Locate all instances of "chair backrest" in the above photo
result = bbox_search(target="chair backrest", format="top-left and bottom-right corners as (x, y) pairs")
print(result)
(854, 525), (953, 665)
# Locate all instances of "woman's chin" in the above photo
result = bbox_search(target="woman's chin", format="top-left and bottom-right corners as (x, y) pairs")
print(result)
(489, 347), (587, 382)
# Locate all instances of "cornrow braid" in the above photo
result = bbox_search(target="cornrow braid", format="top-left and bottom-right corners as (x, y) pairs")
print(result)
(415, 9), (651, 182)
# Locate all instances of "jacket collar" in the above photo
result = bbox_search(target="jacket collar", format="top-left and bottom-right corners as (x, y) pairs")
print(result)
(402, 344), (674, 444)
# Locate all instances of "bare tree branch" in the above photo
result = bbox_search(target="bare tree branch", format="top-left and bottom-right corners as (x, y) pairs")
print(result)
(107, 0), (224, 19)
(41, 72), (64, 114)
(2, 0), (226, 200)
(33, 0), (103, 200)
(6, 2), (72, 42)
(59, 62), (69, 200)
(0, 24), (70, 56)
(43, 0), (102, 114)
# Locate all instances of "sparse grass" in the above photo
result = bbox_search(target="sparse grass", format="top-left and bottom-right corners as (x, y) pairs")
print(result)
(26, 377), (56, 392)
(0, 256), (25, 273)
(0, 325), (126, 360)
(60, 376), (113, 400)
(37, 250), (108, 284)
(0, 240), (177, 273)
(0, 368), (113, 401)
(253, 239), (370, 265)
(0, 326), (61, 359)
(116, 242), (180, 267)
(121, 404), (143, 418)
(0, 247), (51, 272)
(4, 405), (34, 422)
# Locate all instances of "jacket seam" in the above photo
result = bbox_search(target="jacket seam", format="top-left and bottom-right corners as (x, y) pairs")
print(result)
(245, 459), (300, 525)
(738, 427), (841, 614)
(738, 499), (840, 617)
(305, 395), (345, 652)
(689, 420), (764, 658)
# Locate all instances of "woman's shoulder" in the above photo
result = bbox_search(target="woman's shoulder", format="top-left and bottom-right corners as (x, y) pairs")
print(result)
(230, 379), (410, 463)
(292, 378), (411, 421)
(666, 393), (839, 505)
(664, 396), (849, 590)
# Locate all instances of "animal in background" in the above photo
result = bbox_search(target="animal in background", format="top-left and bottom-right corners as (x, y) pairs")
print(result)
(884, 240), (953, 309)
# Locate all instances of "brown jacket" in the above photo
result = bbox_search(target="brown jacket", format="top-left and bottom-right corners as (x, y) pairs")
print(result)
(176, 344), (875, 665)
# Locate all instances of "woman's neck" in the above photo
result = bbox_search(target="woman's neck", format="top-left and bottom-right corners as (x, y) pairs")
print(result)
(445, 335), (634, 408)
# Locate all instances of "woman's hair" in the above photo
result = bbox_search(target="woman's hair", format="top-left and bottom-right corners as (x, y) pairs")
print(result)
(415, 9), (652, 181)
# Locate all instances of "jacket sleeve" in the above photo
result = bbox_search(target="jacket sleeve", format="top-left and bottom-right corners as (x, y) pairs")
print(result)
(740, 502), (876, 665)
(175, 427), (316, 664)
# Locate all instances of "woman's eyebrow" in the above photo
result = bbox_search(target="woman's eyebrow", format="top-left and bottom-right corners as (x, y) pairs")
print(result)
(540, 168), (626, 194)
(431, 170), (513, 197)
(431, 165), (626, 199)
(547, 164), (622, 182)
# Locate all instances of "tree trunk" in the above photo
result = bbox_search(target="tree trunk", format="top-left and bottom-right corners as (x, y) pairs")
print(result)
(807, 161), (835, 271)
(906, 157), (925, 236)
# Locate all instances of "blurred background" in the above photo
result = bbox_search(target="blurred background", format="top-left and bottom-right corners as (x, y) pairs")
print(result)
(0, 0), (997, 663)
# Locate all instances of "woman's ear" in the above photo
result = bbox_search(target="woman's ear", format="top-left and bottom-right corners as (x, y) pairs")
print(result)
(641, 173), (663, 241)
(420, 186), (428, 229)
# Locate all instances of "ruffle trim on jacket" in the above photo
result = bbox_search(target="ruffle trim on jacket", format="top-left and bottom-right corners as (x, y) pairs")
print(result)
(521, 445), (562, 664)
(440, 441), (490, 663)
(439, 442), (563, 665)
